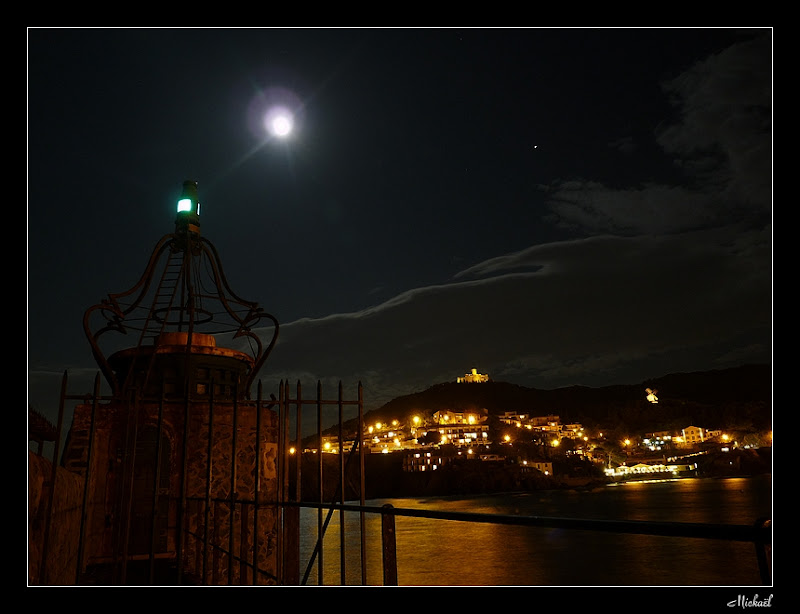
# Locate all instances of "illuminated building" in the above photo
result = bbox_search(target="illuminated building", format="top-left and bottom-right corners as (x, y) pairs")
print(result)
(431, 409), (490, 447)
(521, 460), (553, 476)
(456, 368), (490, 383)
(604, 461), (697, 479)
(682, 426), (706, 445)
(403, 451), (449, 472)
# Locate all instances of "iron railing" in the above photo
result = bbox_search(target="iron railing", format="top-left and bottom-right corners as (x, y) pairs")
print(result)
(29, 372), (772, 586)
(285, 501), (772, 586)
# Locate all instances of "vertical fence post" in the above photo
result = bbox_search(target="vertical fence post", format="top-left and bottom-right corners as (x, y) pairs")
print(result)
(338, 381), (346, 585)
(253, 381), (262, 585)
(358, 382), (367, 586)
(40, 370), (68, 585)
(276, 380), (284, 584)
(148, 388), (167, 584)
(284, 381), (300, 584)
(193, 500), (202, 579)
(316, 381), (324, 585)
(177, 377), (191, 584)
(380, 504), (398, 586)
(754, 518), (772, 585)
(228, 388), (236, 585)
(240, 503), (249, 584)
(75, 373), (100, 583)
(212, 500), (220, 585)
(282, 380), (300, 585)
(284, 378), (302, 585)
(284, 505), (300, 585)
(203, 400), (214, 583)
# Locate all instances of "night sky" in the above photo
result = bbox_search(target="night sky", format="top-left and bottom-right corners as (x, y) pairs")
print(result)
(27, 27), (772, 427)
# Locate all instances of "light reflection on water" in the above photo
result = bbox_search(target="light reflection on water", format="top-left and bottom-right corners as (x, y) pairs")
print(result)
(298, 475), (772, 586)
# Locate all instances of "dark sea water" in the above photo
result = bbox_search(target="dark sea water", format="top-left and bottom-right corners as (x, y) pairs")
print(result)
(298, 474), (772, 587)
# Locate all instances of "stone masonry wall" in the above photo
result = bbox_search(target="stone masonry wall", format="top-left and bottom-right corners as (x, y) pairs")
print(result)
(182, 403), (280, 584)
(31, 398), (281, 586)
(28, 451), (84, 585)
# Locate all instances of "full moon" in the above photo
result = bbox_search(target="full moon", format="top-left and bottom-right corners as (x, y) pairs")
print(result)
(266, 109), (293, 138)
(247, 86), (302, 143)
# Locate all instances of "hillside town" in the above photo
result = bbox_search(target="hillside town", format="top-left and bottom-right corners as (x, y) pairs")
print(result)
(309, 368), (772, 484)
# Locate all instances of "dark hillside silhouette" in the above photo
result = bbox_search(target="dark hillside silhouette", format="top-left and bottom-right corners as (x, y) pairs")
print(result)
(357, 364), (771, 434)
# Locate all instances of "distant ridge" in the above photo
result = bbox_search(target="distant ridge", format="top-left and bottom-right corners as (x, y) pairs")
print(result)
(365, 364), (771, 433)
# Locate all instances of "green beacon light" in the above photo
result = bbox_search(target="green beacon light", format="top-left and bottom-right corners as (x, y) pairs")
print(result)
(175, 180), (201, 236)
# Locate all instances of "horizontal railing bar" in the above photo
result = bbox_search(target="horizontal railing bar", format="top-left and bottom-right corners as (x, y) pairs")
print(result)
(282, 399), (361, 405)
(287, 501), (771, 545)
(64, 394), (359, 406)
